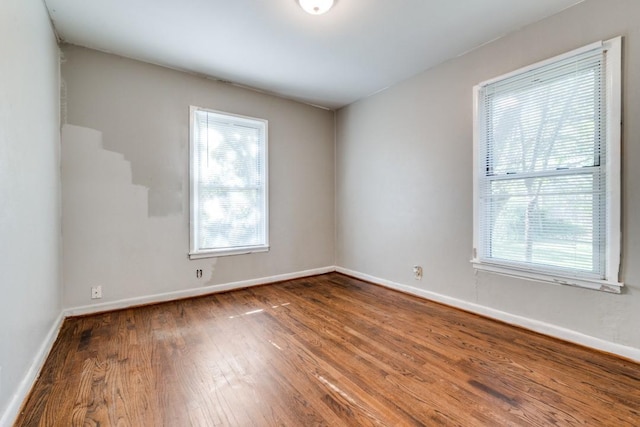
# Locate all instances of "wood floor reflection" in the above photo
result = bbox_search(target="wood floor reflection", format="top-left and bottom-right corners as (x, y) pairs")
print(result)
(16, 273), (640, 426)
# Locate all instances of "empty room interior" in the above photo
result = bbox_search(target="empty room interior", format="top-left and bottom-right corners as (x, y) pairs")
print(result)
(2, 0), (640, 425)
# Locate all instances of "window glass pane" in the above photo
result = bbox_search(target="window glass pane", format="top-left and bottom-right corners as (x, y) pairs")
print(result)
(198, 188), (265, 250)
(200, 122), (263, 187)
(486, 174), (602, 274)
(485, 57), (602, 176)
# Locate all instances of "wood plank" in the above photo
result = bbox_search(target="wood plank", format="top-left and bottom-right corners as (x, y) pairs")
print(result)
(15, 273), (640, 426)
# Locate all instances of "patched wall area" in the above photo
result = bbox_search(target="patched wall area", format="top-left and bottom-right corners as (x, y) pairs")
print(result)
(62, 124), (209, 306)
(61, 46), (335, 309)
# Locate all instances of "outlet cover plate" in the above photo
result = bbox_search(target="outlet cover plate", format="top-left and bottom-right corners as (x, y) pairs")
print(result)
(91, 286), (103, 299)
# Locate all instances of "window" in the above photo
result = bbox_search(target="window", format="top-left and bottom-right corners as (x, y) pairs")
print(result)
(472, 38), (622, 293)
(189, 106), (268, 258)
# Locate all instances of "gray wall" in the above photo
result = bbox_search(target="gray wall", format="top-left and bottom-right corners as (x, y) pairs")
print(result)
(336, 0), (640, 350)
(0, 0), (62, 421)
(61, 46), (335, 308)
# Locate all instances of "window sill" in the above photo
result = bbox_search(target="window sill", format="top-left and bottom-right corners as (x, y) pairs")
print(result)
(190, 245), (269, 260)
(470, 260), (623, 294)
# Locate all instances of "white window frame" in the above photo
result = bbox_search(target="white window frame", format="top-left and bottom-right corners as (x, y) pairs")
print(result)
(189, 106), (269, 259)
(471, 37), (623, 293)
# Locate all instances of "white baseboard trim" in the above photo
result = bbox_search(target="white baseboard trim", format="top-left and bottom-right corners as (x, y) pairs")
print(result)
(64, 266), (336, 317)
(0, 313), (65, 427)
(335, 266), (640, 363)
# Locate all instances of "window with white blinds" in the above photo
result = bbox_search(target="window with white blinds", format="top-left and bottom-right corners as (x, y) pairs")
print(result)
(472, 38), (622, 293)
(189, 106), (268, 258)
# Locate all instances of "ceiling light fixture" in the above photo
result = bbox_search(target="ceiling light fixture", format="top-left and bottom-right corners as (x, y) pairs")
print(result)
(298, 0), (334, 15)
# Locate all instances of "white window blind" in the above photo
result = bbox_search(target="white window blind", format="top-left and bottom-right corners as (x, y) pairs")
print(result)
(189, 107), (268, 258)
(472, 38), (622, 292)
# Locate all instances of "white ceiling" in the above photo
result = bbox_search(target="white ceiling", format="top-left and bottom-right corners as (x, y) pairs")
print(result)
(44, 0), (584, 109)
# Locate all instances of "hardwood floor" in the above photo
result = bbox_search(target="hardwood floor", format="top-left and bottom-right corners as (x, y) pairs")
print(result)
(16, 273), (640, 426)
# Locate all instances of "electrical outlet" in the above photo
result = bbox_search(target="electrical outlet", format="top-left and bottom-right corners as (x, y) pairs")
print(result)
(413, 265), (423, 280)
(91, 285), (103, 299)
